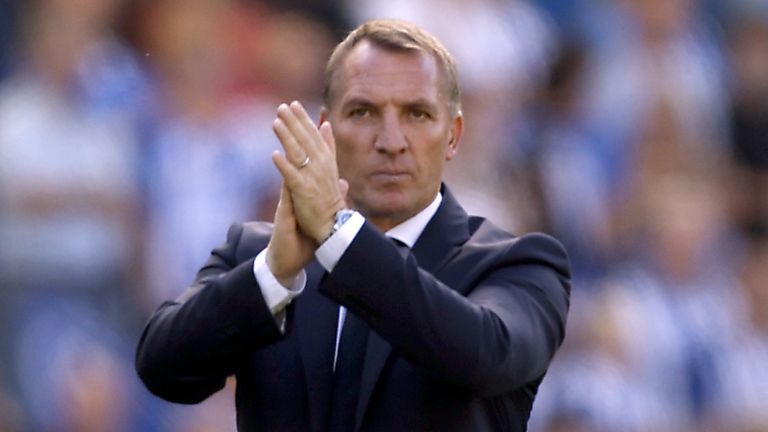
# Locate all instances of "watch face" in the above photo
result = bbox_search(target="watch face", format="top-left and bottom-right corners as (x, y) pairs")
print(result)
(339, 210), (354, 224)
(337, 209), (354, 225)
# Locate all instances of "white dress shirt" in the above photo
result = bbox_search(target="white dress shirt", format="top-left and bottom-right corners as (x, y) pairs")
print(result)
(252, 193), (443, 360)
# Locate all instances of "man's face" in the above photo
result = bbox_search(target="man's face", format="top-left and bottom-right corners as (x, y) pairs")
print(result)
(322, 41), (463, 231)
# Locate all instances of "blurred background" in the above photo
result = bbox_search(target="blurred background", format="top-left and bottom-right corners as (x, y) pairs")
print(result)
(0, 0), (766, 430)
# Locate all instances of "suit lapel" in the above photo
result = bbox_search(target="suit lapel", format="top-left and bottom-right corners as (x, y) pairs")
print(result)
(295, 261), (338, 432)
(354, 185), (471, 430)
(410, 187), (470, 275)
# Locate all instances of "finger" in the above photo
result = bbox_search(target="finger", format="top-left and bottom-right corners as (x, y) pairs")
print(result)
(290, 101), (323, 150)
(277, 102), (318, 160)
(338, 178), (349, 206)
(272, 183), (289, 226)
(281, 182), (293, 209)
(273, 115), (307, 166)
(276, 182), (293, 215)
(271, 150), (304, 190)
(319, 121), (336, 157)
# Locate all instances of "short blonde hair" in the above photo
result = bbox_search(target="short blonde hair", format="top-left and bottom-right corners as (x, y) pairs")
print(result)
(323, 19), (461, 115)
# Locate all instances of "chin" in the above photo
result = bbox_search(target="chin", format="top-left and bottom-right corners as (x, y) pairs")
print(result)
(355, 195), (409, 219)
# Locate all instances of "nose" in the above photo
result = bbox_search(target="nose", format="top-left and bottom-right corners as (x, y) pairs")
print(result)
(374, 109), (407, 155)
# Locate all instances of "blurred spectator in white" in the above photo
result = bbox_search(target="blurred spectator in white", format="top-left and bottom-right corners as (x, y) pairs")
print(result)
(125, 0), (272, 306)
(348, 0), (557, 232)
(121, 0), (337, 307)
(595, 0), (728, 145)
(534, 173), (743, 431)
(576, 0), (729, 223)
(0, 0), (144, 301)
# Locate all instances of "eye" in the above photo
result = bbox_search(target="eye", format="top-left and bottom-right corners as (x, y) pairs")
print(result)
(409, 109), (431, 121)
(348, 107), (370, 118)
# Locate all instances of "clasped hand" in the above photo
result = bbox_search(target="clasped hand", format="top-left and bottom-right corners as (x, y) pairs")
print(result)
(266, 101), (348, 283)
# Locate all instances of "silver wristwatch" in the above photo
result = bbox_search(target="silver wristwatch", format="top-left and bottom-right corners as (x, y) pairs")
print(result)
(328, 208), (355, 240)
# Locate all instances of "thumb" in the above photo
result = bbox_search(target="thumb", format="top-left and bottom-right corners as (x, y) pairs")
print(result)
(320, 121), (335, 156)
(338, 178), (350, 206)
(275, 183), (293, 217)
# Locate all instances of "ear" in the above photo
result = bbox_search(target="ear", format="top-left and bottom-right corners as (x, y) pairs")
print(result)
(318, 107), (328, 128)
(445, 112), (464, 161)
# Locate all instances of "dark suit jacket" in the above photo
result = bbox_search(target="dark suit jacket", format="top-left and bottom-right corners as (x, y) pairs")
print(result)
(136, 187), (571, 431)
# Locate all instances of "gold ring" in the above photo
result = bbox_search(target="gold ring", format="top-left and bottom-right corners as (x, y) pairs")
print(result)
(297, 155), (310, 169)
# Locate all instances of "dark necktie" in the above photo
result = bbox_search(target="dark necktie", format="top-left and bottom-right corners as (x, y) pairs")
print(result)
(327, 310), (369, 432)
(326, 238), (407, 431)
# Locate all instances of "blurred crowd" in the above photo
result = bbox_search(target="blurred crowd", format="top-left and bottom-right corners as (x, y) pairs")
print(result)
(0, 0), (766, 431)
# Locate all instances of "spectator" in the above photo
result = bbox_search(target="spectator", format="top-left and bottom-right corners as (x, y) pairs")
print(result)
(122, 0), (337, 307)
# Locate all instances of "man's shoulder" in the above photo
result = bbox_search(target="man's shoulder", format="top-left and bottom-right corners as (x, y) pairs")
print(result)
(239, 220), (274, 237)
(465, 215), (569, 267)
(222, 221), (273, 261)
(223, 220), (274, 242)
(466, 215), (515, 244)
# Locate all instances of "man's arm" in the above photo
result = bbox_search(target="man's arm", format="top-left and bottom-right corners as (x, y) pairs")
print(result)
(136, 222), (288, 403)
(321, 223), (571, 397)
(137, 99), (342, 403)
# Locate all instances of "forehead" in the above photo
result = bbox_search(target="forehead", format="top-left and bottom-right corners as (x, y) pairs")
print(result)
(331, 41), (446, 107)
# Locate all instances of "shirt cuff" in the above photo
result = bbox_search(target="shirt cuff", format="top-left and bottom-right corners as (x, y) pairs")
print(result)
(316, 211), (365, 272)
(253, 248), (306, 316)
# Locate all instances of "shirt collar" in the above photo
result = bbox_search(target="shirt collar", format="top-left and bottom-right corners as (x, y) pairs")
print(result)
(385, 192), (443, 248)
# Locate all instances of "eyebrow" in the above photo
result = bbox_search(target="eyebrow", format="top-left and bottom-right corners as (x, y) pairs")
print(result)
(340, 97), (376, 109)
(340, 96), (440, 111)
(404, 99), (439, 112)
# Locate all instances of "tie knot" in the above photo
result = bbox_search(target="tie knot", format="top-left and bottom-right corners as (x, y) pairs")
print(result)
(389, 237), (409, 249)
(388, 237), (410, 259)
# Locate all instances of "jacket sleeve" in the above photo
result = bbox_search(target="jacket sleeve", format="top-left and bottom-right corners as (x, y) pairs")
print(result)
(318, 222), (570, 397)
(135, 222), (282, 403)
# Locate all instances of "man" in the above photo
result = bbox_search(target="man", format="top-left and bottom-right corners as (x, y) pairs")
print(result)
(136, 19), (570, 431)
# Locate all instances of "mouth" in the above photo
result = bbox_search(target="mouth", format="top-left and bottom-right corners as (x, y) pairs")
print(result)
(370, 170), (411, 183)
